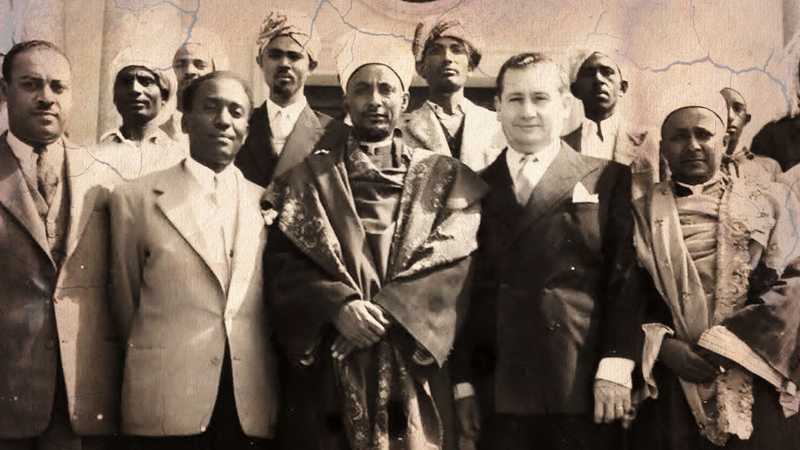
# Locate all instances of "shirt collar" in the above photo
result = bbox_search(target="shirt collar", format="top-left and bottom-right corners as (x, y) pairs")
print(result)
(584, 114), (620, 141)
(7, 129), (64, 165)
(426, 99), (466, 117)
(674, 172), (723, 196)
(266, 96), (308, 123)
(185, 157), (237, 194)
(100, 127), (170, 146)
(507, 138), (560, 165)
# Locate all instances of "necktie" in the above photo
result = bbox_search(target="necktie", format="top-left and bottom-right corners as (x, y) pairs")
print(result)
(515, 154), (537, 205)
(34, 145), (59, 208)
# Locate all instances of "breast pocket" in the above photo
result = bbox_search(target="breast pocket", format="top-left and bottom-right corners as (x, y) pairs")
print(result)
(565, 203), (602, 254)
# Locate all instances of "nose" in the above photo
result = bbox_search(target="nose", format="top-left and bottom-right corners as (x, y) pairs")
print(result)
(38, 85), (56, 105)
(214, 108), (232, 129)
(131, 78), (146, 95)
(687, 134), (703, 151)
(520, 99), (536, 118)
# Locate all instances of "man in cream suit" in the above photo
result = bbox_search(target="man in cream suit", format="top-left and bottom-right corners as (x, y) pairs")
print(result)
(402, 18), (505, 172)
(0, 40), (121, 449)
(110, 71), (278, 450)
(452, 53), (645, 450)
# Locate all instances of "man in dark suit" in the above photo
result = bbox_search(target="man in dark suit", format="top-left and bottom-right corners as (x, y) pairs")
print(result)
(234, 10), (344, 187)
(0, 40), (122, 450)
(452, 52), (645, 450)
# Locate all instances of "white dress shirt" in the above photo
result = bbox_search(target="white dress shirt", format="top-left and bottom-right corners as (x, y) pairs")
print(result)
(266, 95), (307, 155)
(185, 157), (239, 291)
(579, 115), (620, 161)
(505, 140), (561, 204)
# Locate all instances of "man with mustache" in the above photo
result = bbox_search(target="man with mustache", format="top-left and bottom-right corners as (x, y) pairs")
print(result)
(452, 53), (645, 450)
(719, 87), (781, 181)
(565, 50), (660, 198)
(629, 105), (800, 450)
(0, 39), (122, 449)
(98, 55), (184, 180)
(235, 10), (345, 188)
(161, 28), (229, 143)
(263, 32), (486, 450)
(110, 71), (279, 450)
(402, 18), (505, 171)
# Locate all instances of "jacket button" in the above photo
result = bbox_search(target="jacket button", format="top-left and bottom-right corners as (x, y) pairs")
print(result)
(548, 321), (560, 331)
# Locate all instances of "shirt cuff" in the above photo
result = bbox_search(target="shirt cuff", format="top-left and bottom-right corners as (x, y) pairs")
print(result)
(453, 382), (476, 400)
(595, 357), (635, 389)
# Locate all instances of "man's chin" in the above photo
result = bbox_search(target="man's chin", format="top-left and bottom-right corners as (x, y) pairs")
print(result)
(353, 125), (391, 142)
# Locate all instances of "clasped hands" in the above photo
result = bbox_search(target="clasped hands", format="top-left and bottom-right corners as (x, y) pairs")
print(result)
(331, 300), (390, 360)
(659, 337), (732, 384)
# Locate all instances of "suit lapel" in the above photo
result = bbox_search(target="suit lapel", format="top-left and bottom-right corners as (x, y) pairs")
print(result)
(225, 171), (262, 319)
(247, 104), (279, 180)
(0, 135), (53, 263)
(510, 143), (596, 242)
(155, 163), (227, 291)
(482, 150), (524, 233)
(272, 105), (321, 179)
(63, 143), (104, 258)
(405, 105), (449, 155)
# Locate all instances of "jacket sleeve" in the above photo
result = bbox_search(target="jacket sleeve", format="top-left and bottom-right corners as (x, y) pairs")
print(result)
(108, 187), (143, 343)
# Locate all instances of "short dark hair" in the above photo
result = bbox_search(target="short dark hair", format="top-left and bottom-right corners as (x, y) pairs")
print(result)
(2, 40), (70, 81)
(421, 36), (481, 71)
(181, 71), (253, 114)
(660, 105), (725, 138)
(496, 52), (568, 97)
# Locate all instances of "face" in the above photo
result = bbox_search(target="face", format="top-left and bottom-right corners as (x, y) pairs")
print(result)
(344, 64), (409, 142)
(182, 78), (251, 172)
(259, 35), (313, 102)
(419, 37), (472, 93)
(571, 53), (627, 116)
(495, 65), (569, 153)
(173, 43), (213, 97)
(720, 88), (750, 145)
(1, 49), (72, 145)
(660, 108), (727, 185)
(113, 66), (163, 125)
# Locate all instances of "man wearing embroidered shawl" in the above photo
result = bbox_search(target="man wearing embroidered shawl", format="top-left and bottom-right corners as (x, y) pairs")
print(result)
(263, 32), (486, 450)
(630, 105), (800, 449)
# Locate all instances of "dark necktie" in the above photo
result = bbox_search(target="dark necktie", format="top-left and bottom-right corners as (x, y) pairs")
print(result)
(33, 145), (60, 208)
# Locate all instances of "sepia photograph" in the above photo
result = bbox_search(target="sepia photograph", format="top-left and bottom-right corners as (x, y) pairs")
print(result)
(1, 1), (800, 449)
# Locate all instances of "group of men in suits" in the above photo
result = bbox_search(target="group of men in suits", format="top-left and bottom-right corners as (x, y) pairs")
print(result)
(2, 9), (800, 450)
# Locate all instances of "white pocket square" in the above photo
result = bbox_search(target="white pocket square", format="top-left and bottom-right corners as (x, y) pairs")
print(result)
(572, 182), (599, 203)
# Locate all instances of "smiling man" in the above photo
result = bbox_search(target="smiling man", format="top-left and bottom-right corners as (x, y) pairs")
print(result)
(629, 105), (800, 450)
(402, 18), (505, 171)
(452, 52), (646, 450)
(565, 50), (660, 198)
(110, 71), (279, 450)
(235, 10), (345, 188)
(263, 32), (486, 450)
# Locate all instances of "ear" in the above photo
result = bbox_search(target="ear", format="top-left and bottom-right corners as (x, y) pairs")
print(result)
(494, 95), (502, 118)
(619, 80), (629, 96)
(744, 113), (752, 125)
(401, 91), (410, 113)
(0, 78), (7, 100)
(308, 58), (318, 72)
(415, 60), (426, 77)
(722, 133), (729, 150)
(180, 111), (191, 134)
(255, 54), (263, 67)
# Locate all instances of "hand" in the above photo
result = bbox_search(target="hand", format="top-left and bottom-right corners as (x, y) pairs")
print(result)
(455, 396), (481, 441)
(333, 300), (390, 348)
(659, 337), (719, 383)
(593, 379), (631, 425)
(331, 335), (356, 361)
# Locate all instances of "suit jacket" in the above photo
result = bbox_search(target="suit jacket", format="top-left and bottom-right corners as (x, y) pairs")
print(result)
(110, 161), (278, 438)
(0, 133), (122, 438)
(234, 102), (348, 188)
(453, 142), (644, 415)
(563, 118), (661, 199)
(402, 99), (505, 172)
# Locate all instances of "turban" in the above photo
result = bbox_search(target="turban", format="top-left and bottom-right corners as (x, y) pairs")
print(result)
(109, 48), (175, 103)
(256, 10), (321, 64)
(412, 18), (482, 69)
(335, 31), (415, 94)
